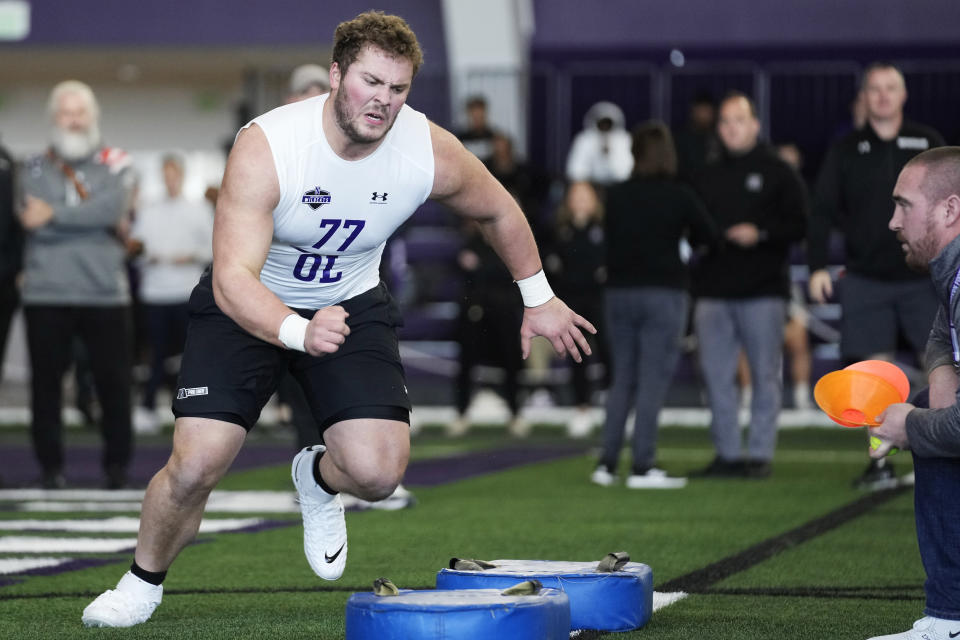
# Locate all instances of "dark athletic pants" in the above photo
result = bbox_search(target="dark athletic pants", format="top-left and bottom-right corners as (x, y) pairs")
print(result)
(24, 305), (133, 475)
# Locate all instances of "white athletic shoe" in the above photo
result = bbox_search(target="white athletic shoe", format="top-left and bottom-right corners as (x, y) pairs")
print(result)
(371, 483), (417, 511)
(792, 383), (812, 410)
(566, 409), (594, 438)
(591, 466), (615, 487)
(292, 445), (347, 580)
(867, 616), (960, 639)
(625, 468), (688, 489)
(81, 571), (162, 628)
(446, 416), (470, 437)
(508, 417), (531, 438)
(132, 406), (162, 435)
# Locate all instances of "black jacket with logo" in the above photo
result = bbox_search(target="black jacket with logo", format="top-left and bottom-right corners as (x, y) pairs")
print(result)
(808, 119), (944, 280)
(691, 144), (808, 299)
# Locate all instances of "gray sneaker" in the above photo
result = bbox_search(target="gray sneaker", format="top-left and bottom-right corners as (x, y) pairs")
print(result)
(292, 445), (347, 580)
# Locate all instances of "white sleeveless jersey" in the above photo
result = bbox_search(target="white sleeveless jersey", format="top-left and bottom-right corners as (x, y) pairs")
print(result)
(246, 94), (434, 308)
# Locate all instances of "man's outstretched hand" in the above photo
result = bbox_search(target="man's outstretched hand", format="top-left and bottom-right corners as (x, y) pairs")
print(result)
(520, 297), (597, 363)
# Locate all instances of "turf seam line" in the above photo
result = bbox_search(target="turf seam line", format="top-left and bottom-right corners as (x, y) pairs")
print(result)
(656, 485), (910, 593)
(704, 586), (924, 601)
(0, 584), (439, 601)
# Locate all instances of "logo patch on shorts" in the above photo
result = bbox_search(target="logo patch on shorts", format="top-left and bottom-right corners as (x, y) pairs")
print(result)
(177, 386), (209, 399)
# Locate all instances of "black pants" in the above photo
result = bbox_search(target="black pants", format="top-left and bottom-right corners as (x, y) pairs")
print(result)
(142, 302), (190, 409)
(0, 277), (18, 380)
(24, 305), (133, 475)
(562, 290), (607, 406)
(456, 289), (522, 415)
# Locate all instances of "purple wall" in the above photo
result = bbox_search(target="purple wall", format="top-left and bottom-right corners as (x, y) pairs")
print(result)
(10, 1), (448, 72)
(532, 0), (960, 50)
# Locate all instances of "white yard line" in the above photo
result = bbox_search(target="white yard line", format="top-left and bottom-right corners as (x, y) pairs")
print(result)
(653, 590), (688, 611)
(0, 557), (71, 575)
(0, 536), (138, 553)
(0, 517), (265, 533)
(0, 489), (302, 514)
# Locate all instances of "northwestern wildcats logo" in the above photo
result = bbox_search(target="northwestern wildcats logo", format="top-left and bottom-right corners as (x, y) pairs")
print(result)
(302, 187), (332, 210)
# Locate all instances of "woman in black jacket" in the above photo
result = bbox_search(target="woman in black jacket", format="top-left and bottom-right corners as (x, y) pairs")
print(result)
(592, 121), (718, 489)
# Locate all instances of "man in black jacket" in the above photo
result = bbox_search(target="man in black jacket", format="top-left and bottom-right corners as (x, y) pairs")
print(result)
(0, 140), (20, 387)
(692, 92), (808, 478)
(807, 62), (944, 490)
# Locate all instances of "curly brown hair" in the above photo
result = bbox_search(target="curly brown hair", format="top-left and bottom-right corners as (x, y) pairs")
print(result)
(332, 11), (423, 76)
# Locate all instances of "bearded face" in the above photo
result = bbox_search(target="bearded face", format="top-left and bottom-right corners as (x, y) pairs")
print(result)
(891, 165), (944, 274)
(333, 85), (386, 145)
(50, 91), (100, 161)
(51, 122), (101, 161)
(329, 45), (412, 148)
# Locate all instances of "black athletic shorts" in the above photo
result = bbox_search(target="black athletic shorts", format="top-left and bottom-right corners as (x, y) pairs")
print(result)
(172, 272), (410, 433)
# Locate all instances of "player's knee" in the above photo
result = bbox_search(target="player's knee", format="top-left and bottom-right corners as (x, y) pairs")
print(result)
(164, 452), (223, 502)
(356, 476), (400, 502)
(347, 457), (405, 502)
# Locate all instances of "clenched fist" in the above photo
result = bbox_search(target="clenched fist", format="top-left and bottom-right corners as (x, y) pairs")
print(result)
(305, 306), (351, 357)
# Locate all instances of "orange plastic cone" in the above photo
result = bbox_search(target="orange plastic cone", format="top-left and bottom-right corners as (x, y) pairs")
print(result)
(813, 369), (903, 427)
(843, 360), (910, 402)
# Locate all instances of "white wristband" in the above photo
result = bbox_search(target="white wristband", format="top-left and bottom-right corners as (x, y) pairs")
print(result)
(515, 269), (555, 308)
(278, 313), (309, 352)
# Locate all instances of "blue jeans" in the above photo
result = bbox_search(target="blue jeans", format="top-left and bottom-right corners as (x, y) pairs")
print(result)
(911, 387), (960, 619)
(599, 287), (689, 472)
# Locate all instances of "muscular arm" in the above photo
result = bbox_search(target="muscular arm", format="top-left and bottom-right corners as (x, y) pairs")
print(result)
(428, 122), (596, 360)
(211, 125), (288, 345)
(429, 122), (541, 281)
(212, 125), (348, 355)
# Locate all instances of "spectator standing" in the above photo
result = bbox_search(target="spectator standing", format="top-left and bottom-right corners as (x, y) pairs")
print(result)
(129, 154), (213, 433)
(285, 63), (330, 104)
(485, 133), (550, 241)
(807, 62), (944, 490)
(544, 181), (607, 437)
(450, 221), (526, 437)
(691, 93), (808, 479)
(566, 101), (634, 188)
(456, 95), (499, 163)
(591, 121), (717, 487)
(0, 139), (20, 383)
(673, 91), (720, 183)
(737, 142), (814, 411)
(19, 80), (135, 489)
(776, 143), (814, 410)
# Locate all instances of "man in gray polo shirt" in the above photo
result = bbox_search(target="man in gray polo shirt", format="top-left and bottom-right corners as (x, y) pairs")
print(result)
(19, 80), (135, 489)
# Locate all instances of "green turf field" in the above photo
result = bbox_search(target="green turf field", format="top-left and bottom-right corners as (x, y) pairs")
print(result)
(0, 426), (925, 639)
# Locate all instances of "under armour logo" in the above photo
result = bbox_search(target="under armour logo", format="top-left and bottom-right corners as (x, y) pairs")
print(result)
(371, 192), (388, 202)
(857, 140), (871, 154)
